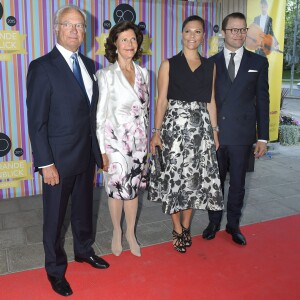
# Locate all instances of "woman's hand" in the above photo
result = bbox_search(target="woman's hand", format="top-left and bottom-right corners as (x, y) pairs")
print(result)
(102, 153), (109, 172)
(150, 133), (163, 155)
(213, 131), (220, 151)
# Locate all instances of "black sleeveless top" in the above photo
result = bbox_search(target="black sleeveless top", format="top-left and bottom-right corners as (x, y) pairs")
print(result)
(167, 51), (214, 103)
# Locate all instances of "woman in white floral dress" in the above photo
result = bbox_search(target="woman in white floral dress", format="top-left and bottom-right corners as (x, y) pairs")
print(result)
(96, 21), (149, 257)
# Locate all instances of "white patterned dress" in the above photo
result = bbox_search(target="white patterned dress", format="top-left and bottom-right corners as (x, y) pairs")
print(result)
(96, 62), (149, 200)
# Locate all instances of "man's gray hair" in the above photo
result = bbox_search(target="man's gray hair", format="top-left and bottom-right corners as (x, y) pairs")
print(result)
(54, 5), (86, 32)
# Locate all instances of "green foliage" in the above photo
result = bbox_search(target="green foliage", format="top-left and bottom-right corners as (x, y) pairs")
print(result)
(282, 69), (300, 79)
(284, 0), (300, 73)
(279, 125), (300, 145)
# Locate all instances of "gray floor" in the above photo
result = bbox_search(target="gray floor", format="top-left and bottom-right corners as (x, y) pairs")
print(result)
(1, 143), (300, 276)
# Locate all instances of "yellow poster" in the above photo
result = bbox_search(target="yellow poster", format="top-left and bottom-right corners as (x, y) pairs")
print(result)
(246, 0), (286, 141)
(0, 160), (32, 189)
(0, 30), (27, 61)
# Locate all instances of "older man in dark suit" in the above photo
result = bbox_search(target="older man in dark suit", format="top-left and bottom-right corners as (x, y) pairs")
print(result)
(202, 12), (269, 246)
(26, 5), (109, 297)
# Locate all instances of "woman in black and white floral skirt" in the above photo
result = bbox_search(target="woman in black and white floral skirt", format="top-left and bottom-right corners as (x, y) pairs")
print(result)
(148, 15), (223, 253)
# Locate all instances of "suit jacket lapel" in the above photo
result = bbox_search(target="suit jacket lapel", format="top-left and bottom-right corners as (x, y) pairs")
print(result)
(51, 47), (84, 97)
(218, 50), (231, 82)
(216, 50), (232, 103)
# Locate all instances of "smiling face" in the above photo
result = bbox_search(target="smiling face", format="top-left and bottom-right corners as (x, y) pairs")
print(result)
(115, 29), (138, 61)
(56, 8), (85, 52)
(181, 20), (205, 51)
(222, 17), (247, 52)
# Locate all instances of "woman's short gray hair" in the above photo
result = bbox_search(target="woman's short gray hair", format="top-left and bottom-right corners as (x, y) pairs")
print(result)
(53, 5), (86, 32)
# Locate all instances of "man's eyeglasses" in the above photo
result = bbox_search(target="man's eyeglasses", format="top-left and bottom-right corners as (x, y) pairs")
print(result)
(59, 22), (86, 31)
(225, 28), (248, 35)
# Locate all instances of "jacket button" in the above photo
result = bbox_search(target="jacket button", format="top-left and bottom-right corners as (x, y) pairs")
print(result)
(222, 116), (226, 120)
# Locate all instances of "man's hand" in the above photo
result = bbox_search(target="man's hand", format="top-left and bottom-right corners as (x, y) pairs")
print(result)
(254, 141), (267, 158)
(42, 165), (60, 186)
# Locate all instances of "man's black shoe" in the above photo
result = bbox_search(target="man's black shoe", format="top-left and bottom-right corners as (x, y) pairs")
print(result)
(47, 275), (73, 297)
(75, 255), (110, 269)
(226, 225), (247, 245)
(202, 222), (220, 240)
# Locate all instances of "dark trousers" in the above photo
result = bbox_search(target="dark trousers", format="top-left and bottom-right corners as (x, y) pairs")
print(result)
(208, 145), (252, 229)
(42, 156), (96, 278)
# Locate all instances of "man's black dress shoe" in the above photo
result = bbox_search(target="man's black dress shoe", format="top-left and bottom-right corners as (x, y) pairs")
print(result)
(47, 275), (73, 297)
(226, 226), (247, 245)
(202, 222), (220, 240)
(75, 255), (110, 269)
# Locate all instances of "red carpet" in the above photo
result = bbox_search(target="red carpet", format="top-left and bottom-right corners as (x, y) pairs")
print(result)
(1, 214), (300, 300)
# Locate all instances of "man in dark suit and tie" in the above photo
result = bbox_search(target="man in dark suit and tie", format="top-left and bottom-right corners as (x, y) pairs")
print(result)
(26, 5), (109, 296)
(202, 12), (269, 246)
(253, 0), (279, 56)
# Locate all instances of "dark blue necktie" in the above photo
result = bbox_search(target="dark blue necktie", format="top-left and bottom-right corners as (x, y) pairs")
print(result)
(71, 53), (88, 97)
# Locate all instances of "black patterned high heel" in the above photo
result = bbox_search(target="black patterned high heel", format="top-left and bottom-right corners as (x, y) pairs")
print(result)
(172, 230), (186, 253)
(182, 225), (192, 247)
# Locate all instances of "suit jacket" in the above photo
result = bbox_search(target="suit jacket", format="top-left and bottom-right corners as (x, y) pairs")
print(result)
(26, 46), (102, 178)
(209, 48), (269, 145)
(254, 15), (278, 45)
(95, 61), (149, 153)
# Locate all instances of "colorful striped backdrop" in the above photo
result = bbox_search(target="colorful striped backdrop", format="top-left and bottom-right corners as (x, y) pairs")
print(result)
(0, 0), (221, 199)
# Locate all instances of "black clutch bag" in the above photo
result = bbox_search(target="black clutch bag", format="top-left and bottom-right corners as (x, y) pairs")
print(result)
(154, 146), (165, 176)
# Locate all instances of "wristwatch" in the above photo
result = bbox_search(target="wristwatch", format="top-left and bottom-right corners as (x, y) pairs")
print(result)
(152, 128), (161, 133)
(212, 126), (219, 132)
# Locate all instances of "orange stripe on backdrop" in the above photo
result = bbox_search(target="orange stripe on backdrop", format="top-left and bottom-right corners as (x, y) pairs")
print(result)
(0, 100), (3, 132)
(168, 1), (171, 55)
(139, 0), (142, 23)
(181, 5), (185, 31)
(4, 64), (11, 163)
(153, 0), (158, 100)
(161, 1), (164, 61)
(176, 5), (179, 53)
(29, 0), (35, 59)
(108, 0), (111, 31)
(38, 0), (44, 55)
(90, 0), (95, 61)
(12, 55), (25, 196)
(20, 1), (28, 71)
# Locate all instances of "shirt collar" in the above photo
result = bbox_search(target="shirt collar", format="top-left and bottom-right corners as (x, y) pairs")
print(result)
(224, 46), (244, 59)
(56, 43), (78, 59)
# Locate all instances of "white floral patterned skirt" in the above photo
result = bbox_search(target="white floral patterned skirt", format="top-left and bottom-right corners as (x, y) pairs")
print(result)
(103, 116), (148, 200)
(148, 99), (224, 214)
